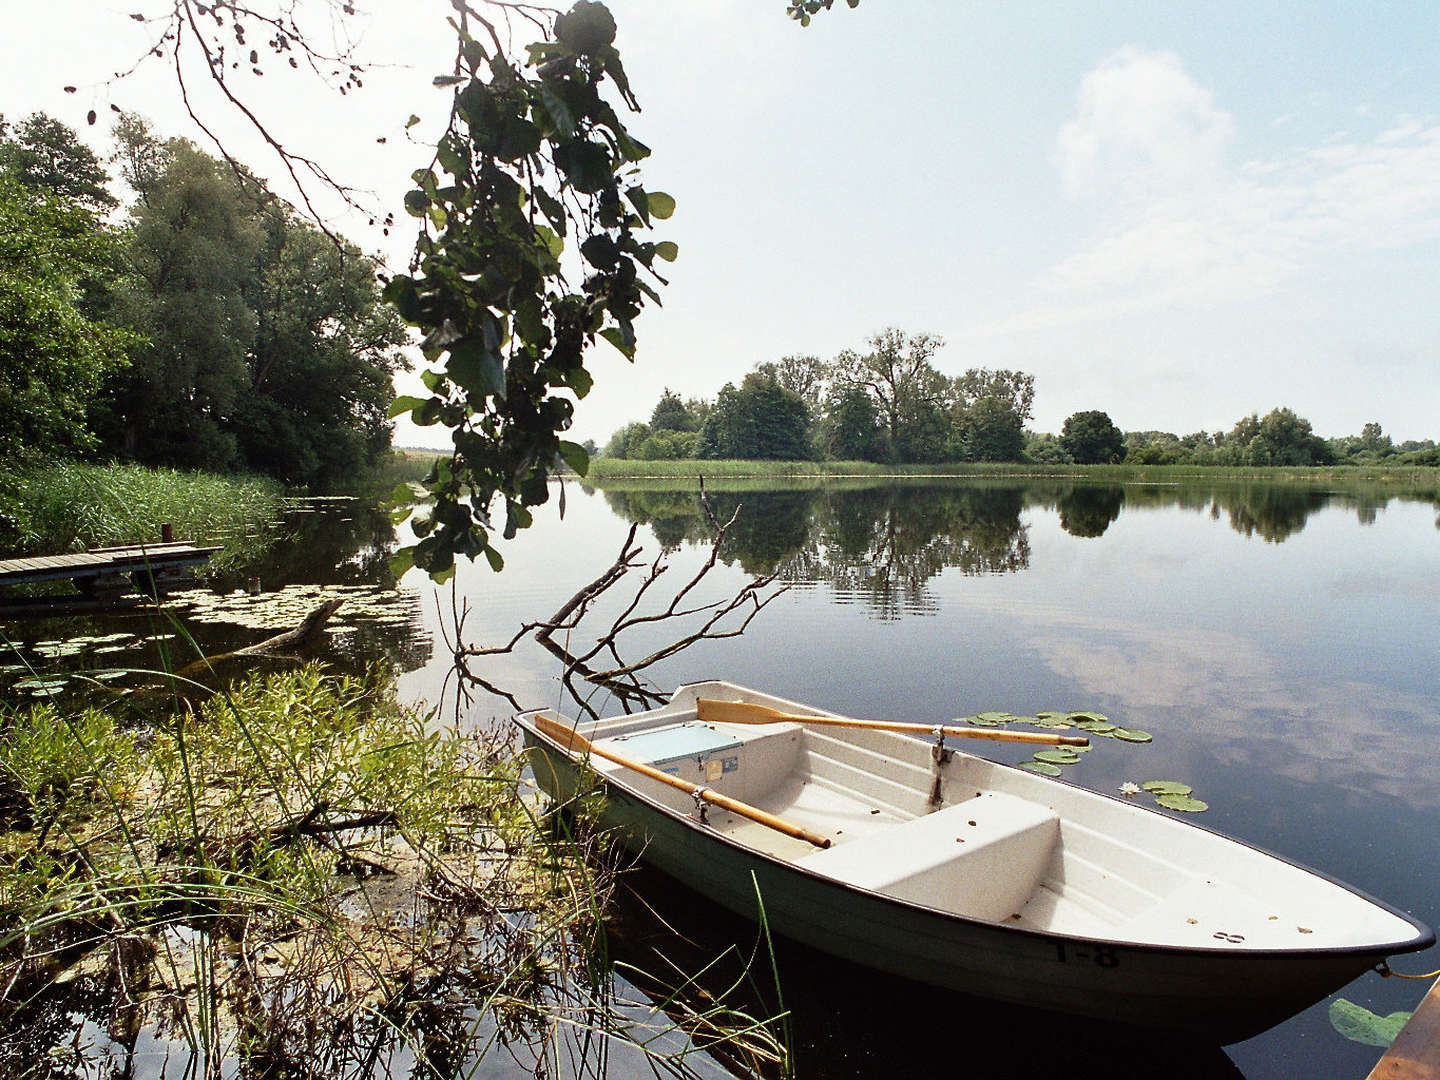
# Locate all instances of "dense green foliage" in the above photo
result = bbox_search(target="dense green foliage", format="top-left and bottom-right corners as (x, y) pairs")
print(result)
(698, 373), (814, 460)
(0, 176), (136, 460)
(0, 461), (282, 556)
(0, 113), (405, 489)
(384, 2), (674, 577)
(1062, 410), (1126, 464)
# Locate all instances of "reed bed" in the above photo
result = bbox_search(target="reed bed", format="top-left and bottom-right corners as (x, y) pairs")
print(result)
(0, 461), (285, 556)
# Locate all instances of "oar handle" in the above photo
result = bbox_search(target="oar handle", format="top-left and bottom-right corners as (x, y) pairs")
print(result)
(696, 700), (1090, 748)
(530, 714), (832, 849)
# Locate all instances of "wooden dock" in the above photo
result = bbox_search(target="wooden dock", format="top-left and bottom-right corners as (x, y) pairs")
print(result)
(1368, 977), (1440, 1080)
(0, 540), (220, 611)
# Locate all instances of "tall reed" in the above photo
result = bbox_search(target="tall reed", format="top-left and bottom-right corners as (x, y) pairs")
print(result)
(0, 461), (284, 556)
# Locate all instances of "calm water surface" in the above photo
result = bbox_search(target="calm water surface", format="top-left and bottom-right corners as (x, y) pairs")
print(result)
(395, 477), (1440, 1080)
(6, 478), (1438, 1079)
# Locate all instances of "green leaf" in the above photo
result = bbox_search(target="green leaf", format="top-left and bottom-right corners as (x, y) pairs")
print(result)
(447, 339), (506, 399)
(1018, 760), (1062, 776)
(1111, 728), (1153, 743)
(388, 395), (429, 419)
(600, 326), (634, 359)
(381, 276), (422, 322)
(645, 190), (676, 219)
(389, 547), (415, 578)
(1329, 999), (1411, 1047)
(565, 365), (594, 398)
(625, 187), (651, 226)
(557, 440), (590, 476)
(653, 240), (679, 262)
(537, 83), (576, 140)
(432, 74), (465, 87)
(483, 546), (504, 572)
(1141, 781), (1193, 796)
(1155, 794), (1209, 812)
(1066, 711), (1108, 723)
(553, 141), (613, 195)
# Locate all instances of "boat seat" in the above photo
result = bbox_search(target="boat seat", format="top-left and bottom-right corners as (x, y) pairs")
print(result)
(796, 792), (1060, 922)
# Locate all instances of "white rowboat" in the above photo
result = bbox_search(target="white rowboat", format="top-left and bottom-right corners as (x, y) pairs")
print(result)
(516, 681), (1434, 1043)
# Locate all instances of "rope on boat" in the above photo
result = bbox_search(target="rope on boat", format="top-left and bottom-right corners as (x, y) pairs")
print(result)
(1375, 960), (1440, 980)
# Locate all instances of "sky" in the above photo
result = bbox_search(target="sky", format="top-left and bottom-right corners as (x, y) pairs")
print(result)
(3, 0), (1439, 447)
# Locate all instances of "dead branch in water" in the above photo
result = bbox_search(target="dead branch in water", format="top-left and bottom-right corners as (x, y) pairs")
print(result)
(441, 486), (788, 721)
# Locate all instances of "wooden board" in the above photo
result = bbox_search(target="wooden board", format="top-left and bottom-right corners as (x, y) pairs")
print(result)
(1368, 977), (1440, 1080)
(0, 544), (221, 588)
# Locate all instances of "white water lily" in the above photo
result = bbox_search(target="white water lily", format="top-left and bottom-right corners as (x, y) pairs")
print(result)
(1118, 781), (1142, 797)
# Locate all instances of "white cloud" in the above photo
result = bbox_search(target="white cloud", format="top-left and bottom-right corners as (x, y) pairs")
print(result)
(984, 49), (1440, 331)
(1055, 47), (1233, 204)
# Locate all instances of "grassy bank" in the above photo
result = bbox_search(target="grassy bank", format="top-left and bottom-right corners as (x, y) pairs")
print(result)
(0, 461), (285, 557)
(588, 457), (1440, 490)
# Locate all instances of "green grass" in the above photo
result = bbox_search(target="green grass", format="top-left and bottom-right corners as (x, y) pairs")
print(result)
(0, 461), (285, 559)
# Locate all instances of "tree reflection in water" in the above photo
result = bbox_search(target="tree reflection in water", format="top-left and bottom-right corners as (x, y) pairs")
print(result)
(600, 476), (1440, 618)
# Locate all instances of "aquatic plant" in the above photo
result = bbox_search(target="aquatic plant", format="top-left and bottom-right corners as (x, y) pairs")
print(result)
(0, 663), (782, 1077)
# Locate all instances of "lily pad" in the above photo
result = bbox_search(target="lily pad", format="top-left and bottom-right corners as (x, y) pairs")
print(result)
(1035, 717), (1074, 730)
(1155, 794), (1209, 812)
(16, 677), (68, 690)
(1329, 998), (1410, 1047)
(1018, 760), (1062, 776)
(1034, 749), (1081, 765)
(1142, 781), (1193, 796)
(963, 713), (1008, 727)
(1111, 728), (1153, 743)
(1066, 711), (1109, 724)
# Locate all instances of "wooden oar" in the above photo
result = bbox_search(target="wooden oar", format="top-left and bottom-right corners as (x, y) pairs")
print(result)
(530, 713), (832, 849)
(696, 699), (1090, 748)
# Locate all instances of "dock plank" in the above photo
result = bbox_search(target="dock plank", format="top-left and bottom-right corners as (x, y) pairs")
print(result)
(0, 543), (221, 592)
(1368, 976), (1440, 1080)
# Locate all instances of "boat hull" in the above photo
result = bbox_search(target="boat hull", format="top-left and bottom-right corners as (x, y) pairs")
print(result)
(517, 683), (1433, 1044)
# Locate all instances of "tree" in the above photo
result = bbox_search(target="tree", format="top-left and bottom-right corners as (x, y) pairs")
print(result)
(235, 205), (408, 488)
(698, 373), (813, 460)
(753, 354), (828, 411)
(952, 368), (1035, 425)
(820, 384), (884, 461)
(0, 176), (135, 459)
(835, 328), (946, 462)
(649, 389), (696, 432)
(1250, 407), (1333, 466)
(955, 396), (1025, 462)
(0, 112), (118, 212)
(604, 421), (652, 459)
(1061, 410), (1126, 464)
(96, 138), (263, 470)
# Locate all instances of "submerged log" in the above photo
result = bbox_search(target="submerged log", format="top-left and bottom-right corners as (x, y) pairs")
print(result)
(173, 598), (345, 681)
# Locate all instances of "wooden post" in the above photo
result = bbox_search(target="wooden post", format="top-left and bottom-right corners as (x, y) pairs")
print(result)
(161, 523), (173, 543)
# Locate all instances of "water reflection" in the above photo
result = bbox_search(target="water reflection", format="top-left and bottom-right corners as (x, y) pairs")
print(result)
(599, 478), (1440, 617)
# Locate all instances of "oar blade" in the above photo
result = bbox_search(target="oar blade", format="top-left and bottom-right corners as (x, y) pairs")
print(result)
(696, 699), (794, 726)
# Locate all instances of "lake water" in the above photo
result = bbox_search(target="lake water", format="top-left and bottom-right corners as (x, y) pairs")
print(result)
(5, 476), (1439, 1079)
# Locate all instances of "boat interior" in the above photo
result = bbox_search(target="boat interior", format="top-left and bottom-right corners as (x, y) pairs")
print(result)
(527, 682), (1421, 952)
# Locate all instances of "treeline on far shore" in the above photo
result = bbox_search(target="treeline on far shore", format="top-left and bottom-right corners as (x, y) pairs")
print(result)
(599, 330), (1437, 472)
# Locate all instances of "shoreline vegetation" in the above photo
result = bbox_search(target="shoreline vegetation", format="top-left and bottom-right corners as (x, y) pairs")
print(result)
(0, 461), (285, 569)
(585, 456), (1440, 489)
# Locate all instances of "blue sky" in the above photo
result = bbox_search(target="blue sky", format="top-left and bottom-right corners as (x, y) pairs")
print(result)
(4, 1), (1438, 445)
